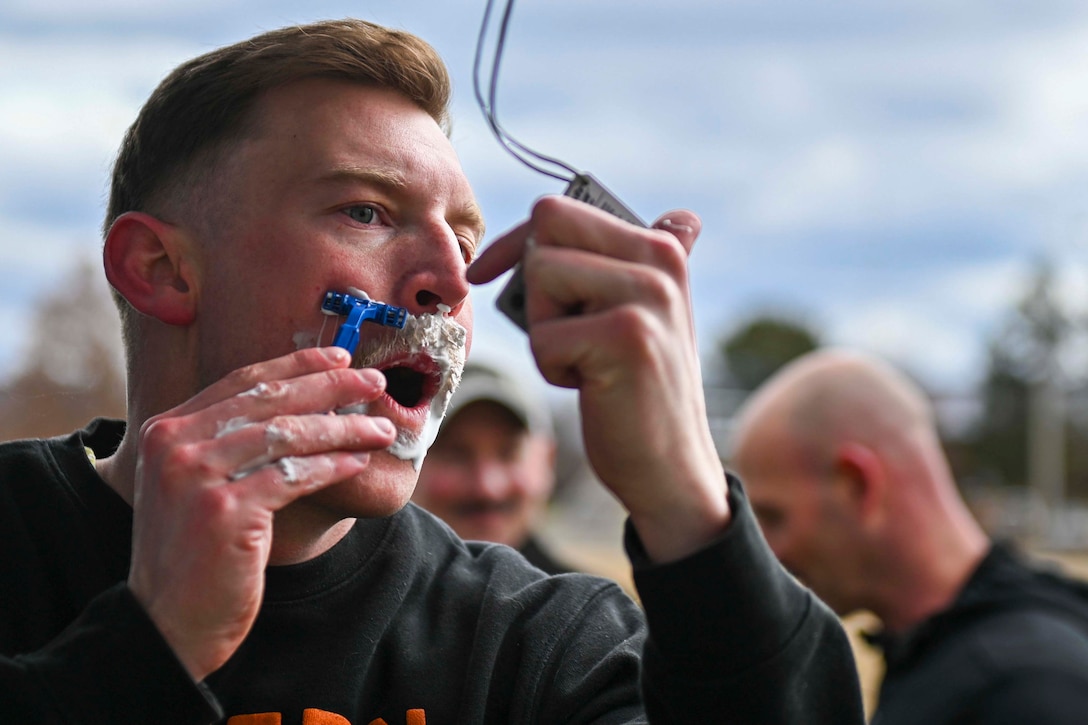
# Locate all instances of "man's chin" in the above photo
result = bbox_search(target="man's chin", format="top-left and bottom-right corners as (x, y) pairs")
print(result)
(310, 451), (420, 519)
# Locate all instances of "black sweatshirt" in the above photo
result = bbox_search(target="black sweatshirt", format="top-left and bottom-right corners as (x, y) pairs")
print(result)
(869, 543), (1088, 724)
(0, 419), (863, 724)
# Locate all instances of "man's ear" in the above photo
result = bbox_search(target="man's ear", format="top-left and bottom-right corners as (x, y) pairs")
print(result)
(103, 211), (197, 326)
(831, 441), (885, 525)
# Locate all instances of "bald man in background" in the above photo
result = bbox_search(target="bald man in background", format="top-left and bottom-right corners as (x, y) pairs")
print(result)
(730, 348), (1088, 724)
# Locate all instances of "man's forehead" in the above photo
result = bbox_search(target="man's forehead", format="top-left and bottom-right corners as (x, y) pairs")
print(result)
(252, 80), (451, 164)
(732, 410), (787, 466)
(244, 79), (484, 231)
(733, 421), (811, 489)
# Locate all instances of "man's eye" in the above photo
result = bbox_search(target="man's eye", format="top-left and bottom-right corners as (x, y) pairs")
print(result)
(345, 205), (379, 224)
(458, 235), (477, 263)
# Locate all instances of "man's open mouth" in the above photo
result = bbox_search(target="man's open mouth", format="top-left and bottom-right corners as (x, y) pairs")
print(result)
(380, 364), (435, 409)
(339, 307), (467, 469)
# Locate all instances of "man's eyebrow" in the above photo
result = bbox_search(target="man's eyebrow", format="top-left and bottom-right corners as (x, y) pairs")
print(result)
(320, 165), (408, 189)
(321, 164), (486, 246)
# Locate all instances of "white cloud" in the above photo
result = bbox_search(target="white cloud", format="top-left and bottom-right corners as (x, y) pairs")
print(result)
(818, 257), (1088, 392)
(0, 216), (98, 271)
(0, 37), (201, 170)
(828, 299), (983, 392)
(743, 137), (873, 235)
(930, 259), (1030, 320)
(1, 0), (231, 20)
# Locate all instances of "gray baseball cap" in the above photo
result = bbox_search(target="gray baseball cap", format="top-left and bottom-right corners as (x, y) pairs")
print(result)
(442, 361), (553, 438)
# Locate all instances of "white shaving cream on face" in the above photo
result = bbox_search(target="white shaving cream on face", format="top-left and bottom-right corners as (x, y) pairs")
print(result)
(293, 331), (318, 350)
(387, 311), (466, 469)
(303, 288), (466, 470)
(343, 310), (466, 470)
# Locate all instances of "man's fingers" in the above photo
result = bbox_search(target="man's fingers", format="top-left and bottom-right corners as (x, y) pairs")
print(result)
(230, 450), (374, 510)
(153, 364), (388, 445)
(528, 196), (696, 266)
(651, 210), (702, 256)
(468, 200), (703, 290)
(520, 245), (682, 330)
(167, 347), (356, 418)
(528, 311), (613, 390)
(208, 412), (395, 481)
(467, 220), (531, 284)
(211, 366), (387, 431)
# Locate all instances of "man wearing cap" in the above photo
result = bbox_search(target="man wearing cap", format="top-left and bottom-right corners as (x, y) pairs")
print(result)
(413, 361), (570, 574)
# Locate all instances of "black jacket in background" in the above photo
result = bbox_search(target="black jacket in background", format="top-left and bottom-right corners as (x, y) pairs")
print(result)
(869, 542), (1088, 724)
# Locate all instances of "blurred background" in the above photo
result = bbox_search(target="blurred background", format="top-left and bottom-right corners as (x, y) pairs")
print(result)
(7, 0), (1088, 714)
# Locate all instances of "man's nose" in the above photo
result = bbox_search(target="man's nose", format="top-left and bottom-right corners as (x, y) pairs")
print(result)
(399, 221), (472, 316)
(469, 459), (509, 500)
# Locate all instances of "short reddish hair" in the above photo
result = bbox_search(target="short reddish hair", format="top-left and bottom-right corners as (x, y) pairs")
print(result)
(104, 19), (452, 341)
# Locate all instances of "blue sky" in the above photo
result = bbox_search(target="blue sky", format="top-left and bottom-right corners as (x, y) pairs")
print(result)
(4, 0), (1088, 396)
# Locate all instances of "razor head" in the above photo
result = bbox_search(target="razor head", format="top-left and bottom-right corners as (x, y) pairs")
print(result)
(496, 173), (646, 331)
(322, 291), (408, 355)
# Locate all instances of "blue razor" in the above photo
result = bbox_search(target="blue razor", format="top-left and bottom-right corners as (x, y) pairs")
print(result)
(321, 291), (408, 355)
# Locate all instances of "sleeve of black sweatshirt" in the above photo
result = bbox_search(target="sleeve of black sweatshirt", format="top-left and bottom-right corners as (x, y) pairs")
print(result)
(0, 583), (223, 724)
(626, 475), (865, 725)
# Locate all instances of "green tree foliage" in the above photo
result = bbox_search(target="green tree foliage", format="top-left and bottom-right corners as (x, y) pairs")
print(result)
(719, 315), (821, 392)
(0, 257), (126, 441)
(967, 341), (1032, 487)
(964, 260), (1088, 496)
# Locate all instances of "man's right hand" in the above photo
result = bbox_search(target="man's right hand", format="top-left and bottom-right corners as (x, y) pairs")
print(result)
(125, 347), (396, 682)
